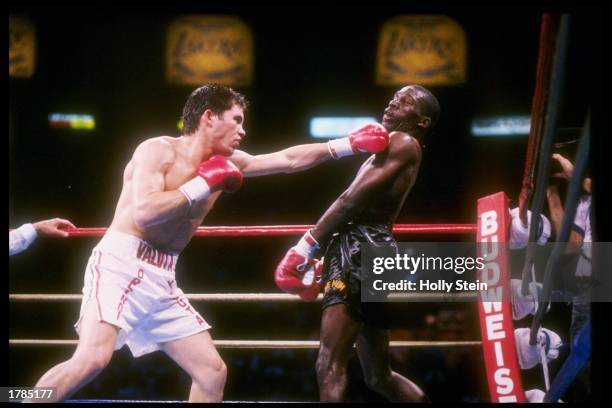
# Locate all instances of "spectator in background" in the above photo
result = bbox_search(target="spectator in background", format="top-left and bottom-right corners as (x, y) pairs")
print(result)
(9, 217), (76, 256)
(546, 152), (592, 401)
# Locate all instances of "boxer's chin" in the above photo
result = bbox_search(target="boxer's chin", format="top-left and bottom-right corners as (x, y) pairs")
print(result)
(215, 145), (234, 157)
(381, 118), (394, 132)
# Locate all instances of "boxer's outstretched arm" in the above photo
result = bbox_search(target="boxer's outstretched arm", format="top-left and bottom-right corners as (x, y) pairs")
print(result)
(311, 134), (420, 246)
(131, 140), (191, 229)
(230, 123), (390, 177)
(229, 143), (331, 177)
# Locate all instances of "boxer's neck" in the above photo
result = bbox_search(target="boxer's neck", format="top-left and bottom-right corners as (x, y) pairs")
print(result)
(178, 130), (215, 165)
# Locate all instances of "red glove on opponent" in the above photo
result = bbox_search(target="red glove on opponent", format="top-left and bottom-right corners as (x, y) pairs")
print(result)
(327, 122), (389, 159)
(275, 229), (323, 301)
(179, 155), (243, 205)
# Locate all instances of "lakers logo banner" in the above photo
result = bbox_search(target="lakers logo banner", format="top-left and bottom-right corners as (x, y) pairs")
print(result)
(376, 15), (466, 86)
(166, 15), (253, 86)
(9, 15), (36, 78)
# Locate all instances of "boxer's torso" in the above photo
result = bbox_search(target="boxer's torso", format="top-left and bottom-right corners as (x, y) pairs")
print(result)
(109, 136), (221, 253)
(352, 133), (421, 225)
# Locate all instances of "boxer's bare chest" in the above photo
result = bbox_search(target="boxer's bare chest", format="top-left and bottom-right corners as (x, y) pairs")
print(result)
(164, 160), (221, 222)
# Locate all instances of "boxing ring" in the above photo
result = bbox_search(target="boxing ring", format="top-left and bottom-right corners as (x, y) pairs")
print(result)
(9, 13), (591, 403)
(10, 219), (498, 402)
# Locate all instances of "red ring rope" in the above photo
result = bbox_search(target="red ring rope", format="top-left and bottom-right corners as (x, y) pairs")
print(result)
(50, 224), (476, 237)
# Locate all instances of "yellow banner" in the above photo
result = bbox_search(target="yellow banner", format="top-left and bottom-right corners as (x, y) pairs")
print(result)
(166, 15), (253, 86)
(376, 15), (466, 86)
(9, 15), (36, 78)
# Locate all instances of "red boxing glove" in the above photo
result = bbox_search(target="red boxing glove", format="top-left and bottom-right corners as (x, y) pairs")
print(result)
(275, 230), (321, 298)
(195, 155), (243, 193)
(328, 123), (389, 159)
(179, 155), (243, 205)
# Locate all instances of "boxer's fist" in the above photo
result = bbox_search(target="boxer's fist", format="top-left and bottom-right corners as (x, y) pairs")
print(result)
(274, 230), (321, 298)
(348, 123), (390, 154)
(179, 155), (243, 205)
(195, 155), (243, 193)
(274, 248), (317, 293)
(328, 123), (389, 159)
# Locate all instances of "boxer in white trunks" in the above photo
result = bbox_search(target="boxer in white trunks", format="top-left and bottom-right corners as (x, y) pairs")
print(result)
(28, 84), (389, 402)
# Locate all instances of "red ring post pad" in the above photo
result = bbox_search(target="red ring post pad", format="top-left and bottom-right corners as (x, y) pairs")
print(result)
(477, 192), (525, 402)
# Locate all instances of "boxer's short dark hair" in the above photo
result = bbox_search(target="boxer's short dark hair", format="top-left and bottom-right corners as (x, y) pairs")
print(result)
(181, 84), (249, 134)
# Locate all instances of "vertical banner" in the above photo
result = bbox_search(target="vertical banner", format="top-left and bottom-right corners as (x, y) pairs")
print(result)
(477, 192), (525, 402)
(376, 15), (466, 86)
(166, 15), (253, 86)
(9, 15), (36, 78)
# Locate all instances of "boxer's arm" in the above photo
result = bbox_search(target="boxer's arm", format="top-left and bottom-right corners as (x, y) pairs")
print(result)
(311, 133), (420, 245)
(229, 143), (331, 177)
(545, 184), (583, 254)
(131, 140), (191, 229)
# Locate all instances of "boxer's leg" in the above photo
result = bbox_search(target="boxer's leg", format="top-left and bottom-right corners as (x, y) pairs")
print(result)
(316, 303), (362, 402)
(162, 330), (227, 402)
(356, 324), (429, 402)
(29, 301), (118, 402)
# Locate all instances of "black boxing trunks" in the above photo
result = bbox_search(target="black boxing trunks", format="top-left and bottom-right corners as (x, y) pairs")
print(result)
(321, 221), (397, 326)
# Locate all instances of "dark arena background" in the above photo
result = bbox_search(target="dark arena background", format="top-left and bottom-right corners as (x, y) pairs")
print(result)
(8, 3), (608, 403)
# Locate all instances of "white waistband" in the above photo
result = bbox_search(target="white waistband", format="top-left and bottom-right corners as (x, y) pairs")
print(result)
(98, 230), (178, 272)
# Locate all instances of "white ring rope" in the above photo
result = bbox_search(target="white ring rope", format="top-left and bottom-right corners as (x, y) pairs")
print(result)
(11, 293), (482, 349)
(9, 339), (482, 348)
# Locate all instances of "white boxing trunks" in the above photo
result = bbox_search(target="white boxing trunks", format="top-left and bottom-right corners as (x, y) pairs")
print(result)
(75, 230), (211, 357)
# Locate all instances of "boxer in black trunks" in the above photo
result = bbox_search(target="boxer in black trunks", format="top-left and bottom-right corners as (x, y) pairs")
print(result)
(275, 85), (440, 402)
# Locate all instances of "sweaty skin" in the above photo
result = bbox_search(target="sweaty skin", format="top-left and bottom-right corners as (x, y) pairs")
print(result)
(109, 136), (221, 253)
(311, 86), (427, 244)
(349, 133), (421, 223)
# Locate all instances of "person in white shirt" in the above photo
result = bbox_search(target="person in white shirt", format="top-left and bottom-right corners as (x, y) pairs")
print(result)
(546, 152), (592, 402)
(9, 217), (76, 256)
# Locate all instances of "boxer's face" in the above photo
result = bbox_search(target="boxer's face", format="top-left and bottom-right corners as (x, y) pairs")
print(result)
(210, 103), (246, 155)
(382, 86), (427, 132)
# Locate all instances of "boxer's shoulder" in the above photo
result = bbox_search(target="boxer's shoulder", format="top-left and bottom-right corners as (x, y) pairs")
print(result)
(133, 136), (178, 165)
(137, 135), (177, 150)
(227, 149), (250, 171)
(387, 132), (421, 162)
(388, 131), (419, 149)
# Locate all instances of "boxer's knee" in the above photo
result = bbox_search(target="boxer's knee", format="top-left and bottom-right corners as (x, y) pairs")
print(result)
(364, 372), (392, 394)
(316, 347), (331, 381)
(211, 358), (227, 385)
(192, 356), (227, 396)
(316, 346), (346, 383)
(70, 349), (112, 377)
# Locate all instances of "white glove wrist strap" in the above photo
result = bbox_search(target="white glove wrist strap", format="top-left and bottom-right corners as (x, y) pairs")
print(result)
(179, 177), (211, 206)
(327, 137), (353, 159)
(296, 230), (320, 258)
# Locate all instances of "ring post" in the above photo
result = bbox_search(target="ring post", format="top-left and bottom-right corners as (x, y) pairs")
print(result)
(477, 192), (525, 402)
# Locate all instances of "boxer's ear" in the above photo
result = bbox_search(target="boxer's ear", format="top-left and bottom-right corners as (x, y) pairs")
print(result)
(201, 109), (216, 128)
(417, 116), (431, 129)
